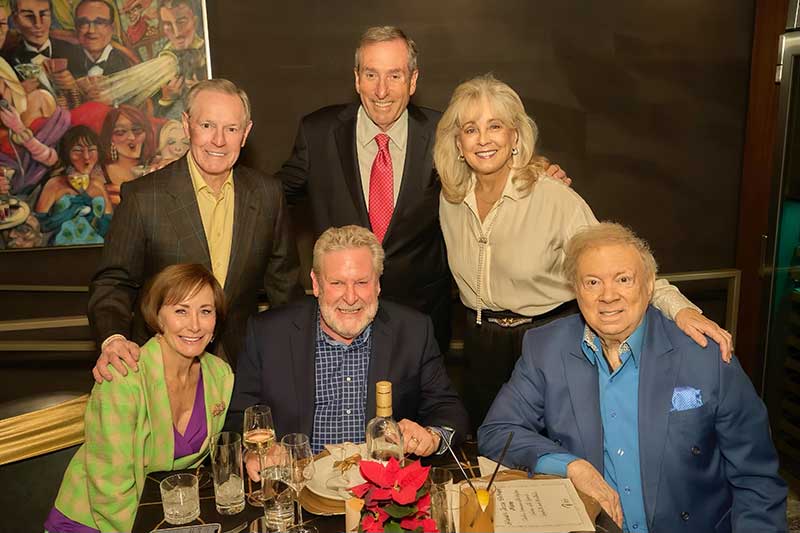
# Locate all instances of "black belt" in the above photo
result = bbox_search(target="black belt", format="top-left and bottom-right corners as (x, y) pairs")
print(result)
(468, 301), (576, 328)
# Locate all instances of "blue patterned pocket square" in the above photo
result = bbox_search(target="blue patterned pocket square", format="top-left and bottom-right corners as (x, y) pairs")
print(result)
(671, 386), (703, 412)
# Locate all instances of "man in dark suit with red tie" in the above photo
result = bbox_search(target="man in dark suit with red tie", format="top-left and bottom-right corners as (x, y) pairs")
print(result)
(277, 26), (453, 352)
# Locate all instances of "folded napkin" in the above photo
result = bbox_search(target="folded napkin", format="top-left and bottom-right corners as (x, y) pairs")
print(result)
(322, 442), (366, 499)
(478, 455), (510, 477)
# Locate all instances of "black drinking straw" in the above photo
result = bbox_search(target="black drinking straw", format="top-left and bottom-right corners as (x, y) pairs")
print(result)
(486, 431), (514, 493)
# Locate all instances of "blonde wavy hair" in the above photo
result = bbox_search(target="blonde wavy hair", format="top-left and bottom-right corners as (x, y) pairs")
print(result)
(434, 74), (549, 203)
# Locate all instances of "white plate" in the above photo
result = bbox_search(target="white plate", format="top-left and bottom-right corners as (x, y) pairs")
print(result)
(306, 443), (367, 501)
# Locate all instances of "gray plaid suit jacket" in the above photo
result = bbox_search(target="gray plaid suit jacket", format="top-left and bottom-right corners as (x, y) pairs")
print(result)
(88, 156), (300, 368)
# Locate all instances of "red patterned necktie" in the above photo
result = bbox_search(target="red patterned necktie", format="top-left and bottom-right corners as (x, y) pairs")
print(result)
(368, 133), (394, 242)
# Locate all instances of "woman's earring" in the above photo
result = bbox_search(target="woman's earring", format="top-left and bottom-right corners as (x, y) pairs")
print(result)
(511, 147), (519, 156)
(458, 153), (465, 161)
(110, 143), (118, 161)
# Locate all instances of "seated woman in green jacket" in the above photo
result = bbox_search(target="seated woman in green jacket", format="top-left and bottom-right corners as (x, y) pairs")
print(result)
(45, 264), (235, 533)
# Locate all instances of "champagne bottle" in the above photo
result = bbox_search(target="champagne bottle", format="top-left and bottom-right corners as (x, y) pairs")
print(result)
(365, 381), (404, 464)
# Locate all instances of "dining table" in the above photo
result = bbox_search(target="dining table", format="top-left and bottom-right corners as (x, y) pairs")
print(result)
(131, 440), (622, 533)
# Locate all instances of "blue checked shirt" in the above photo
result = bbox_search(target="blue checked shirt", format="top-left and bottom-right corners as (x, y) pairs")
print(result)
(310, 317), (372, 454)
(536, 316), (649, 533)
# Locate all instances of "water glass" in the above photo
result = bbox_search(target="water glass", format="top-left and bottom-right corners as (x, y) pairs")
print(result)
(211, 431), (245, 515)
(459, 481), (495, 533)
(159, 473), (200, 525)
(263, 496), (296, 532)
(429, 467), (454, 533)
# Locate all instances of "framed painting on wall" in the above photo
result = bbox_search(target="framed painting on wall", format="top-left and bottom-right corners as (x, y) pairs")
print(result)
(0, 0), (212, 250)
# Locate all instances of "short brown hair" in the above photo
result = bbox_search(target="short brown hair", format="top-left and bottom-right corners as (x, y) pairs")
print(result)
(354, 26), (418, 73)
(140, 264), (226, 335)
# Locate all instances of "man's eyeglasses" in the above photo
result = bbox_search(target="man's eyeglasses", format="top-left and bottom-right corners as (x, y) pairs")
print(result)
(76, 17), (112, 30)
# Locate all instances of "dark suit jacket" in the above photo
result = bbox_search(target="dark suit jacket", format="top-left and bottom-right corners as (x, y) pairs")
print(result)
(225, 297), (469, 446)
(67, 45), (134, 78)
(4, 37), (78, 67)
(87, 156), (300, 368)
(478, 306), (787, 533)
(277, 103), (452, 351)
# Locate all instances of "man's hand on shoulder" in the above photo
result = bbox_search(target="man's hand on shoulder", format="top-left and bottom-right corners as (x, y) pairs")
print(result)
(92, 336), (141, 384)
(398, 419), (440, 457)
(566, 459), (623, 528)
(545, 162), (572, 187)
(674, 307), (733, 363)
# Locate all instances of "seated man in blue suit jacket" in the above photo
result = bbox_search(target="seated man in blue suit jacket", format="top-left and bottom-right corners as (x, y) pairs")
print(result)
(479, 222), (786, 533)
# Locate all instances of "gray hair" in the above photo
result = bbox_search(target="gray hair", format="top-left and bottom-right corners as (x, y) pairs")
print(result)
(434, 74), (549, 204)
(563, 222), (658, 288)
(312, 225), (385, 278)
(184, 78), (251, 125)
(354, 26), (418, 74)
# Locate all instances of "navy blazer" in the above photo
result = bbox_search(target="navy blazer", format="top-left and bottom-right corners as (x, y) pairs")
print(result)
(225, 297), (469, 445)
(478, 306), (786, 533)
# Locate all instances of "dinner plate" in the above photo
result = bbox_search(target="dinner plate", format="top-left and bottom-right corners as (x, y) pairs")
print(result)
(305, 442), (367, 502)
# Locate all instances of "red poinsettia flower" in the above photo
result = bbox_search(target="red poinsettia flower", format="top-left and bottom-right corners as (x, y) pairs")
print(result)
(399, 516), (438, 532)
(357, 458), (430, 506)
(361, 507), (389, 533)
(412, 492), (431, 518)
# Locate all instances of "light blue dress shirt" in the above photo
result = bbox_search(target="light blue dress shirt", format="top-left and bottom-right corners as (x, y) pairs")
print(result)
(535, 316), (649, 532)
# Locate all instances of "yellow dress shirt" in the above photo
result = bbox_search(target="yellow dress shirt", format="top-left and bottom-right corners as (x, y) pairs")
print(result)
(188, 153), (234, 288)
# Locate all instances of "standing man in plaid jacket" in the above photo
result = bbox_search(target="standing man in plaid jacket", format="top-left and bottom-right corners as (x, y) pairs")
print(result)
(88, 78), (300, 378)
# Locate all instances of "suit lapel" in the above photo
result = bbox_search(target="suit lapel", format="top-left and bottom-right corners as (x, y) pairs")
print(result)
(637, 307), (678, 527)
(334, 106), (370, 227)
(164, 157), (211, 270)
(384, 105), (433, 245)
(290, 301), (318, 436)
(564, 339), (604, 472)
(225, 167), (260, 295)
(366, 305), (392, 420)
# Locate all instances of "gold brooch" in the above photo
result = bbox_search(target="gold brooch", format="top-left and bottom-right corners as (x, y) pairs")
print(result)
(212, 402), (226, 417)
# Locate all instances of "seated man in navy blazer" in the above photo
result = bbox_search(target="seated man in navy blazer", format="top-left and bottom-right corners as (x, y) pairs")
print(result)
(479, 222), (786, 533)
(227, 225), (469, 476)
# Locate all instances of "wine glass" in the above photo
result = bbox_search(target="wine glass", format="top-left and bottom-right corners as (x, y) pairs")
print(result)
(280, 433), (315, 531)
(243, 404), (276, 506)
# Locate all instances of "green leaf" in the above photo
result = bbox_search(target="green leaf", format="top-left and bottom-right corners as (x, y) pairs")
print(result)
(383, 520), (404, 533)
(384, 502), (418, 518)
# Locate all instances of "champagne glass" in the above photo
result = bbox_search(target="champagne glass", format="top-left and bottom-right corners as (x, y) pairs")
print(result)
(280, 433), (315, 531)
(243, 404), (276, 506)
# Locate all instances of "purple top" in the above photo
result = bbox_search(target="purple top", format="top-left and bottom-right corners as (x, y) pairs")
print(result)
(173, 370), (207, 458)
(44, 371), (207, 533)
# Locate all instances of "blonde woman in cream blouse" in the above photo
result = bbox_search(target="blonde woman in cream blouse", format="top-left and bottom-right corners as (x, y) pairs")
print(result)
(433, 74), (733, 428)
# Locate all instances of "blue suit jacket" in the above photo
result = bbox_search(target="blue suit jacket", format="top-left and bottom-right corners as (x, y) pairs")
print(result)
(478, 306), (786, 533)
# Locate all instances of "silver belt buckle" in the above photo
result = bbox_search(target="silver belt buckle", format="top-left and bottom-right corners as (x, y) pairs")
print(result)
(486, 316), (533, 328)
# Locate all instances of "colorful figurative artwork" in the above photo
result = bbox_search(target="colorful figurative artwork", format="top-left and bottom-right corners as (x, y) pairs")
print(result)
(0, 0), (210, 249)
